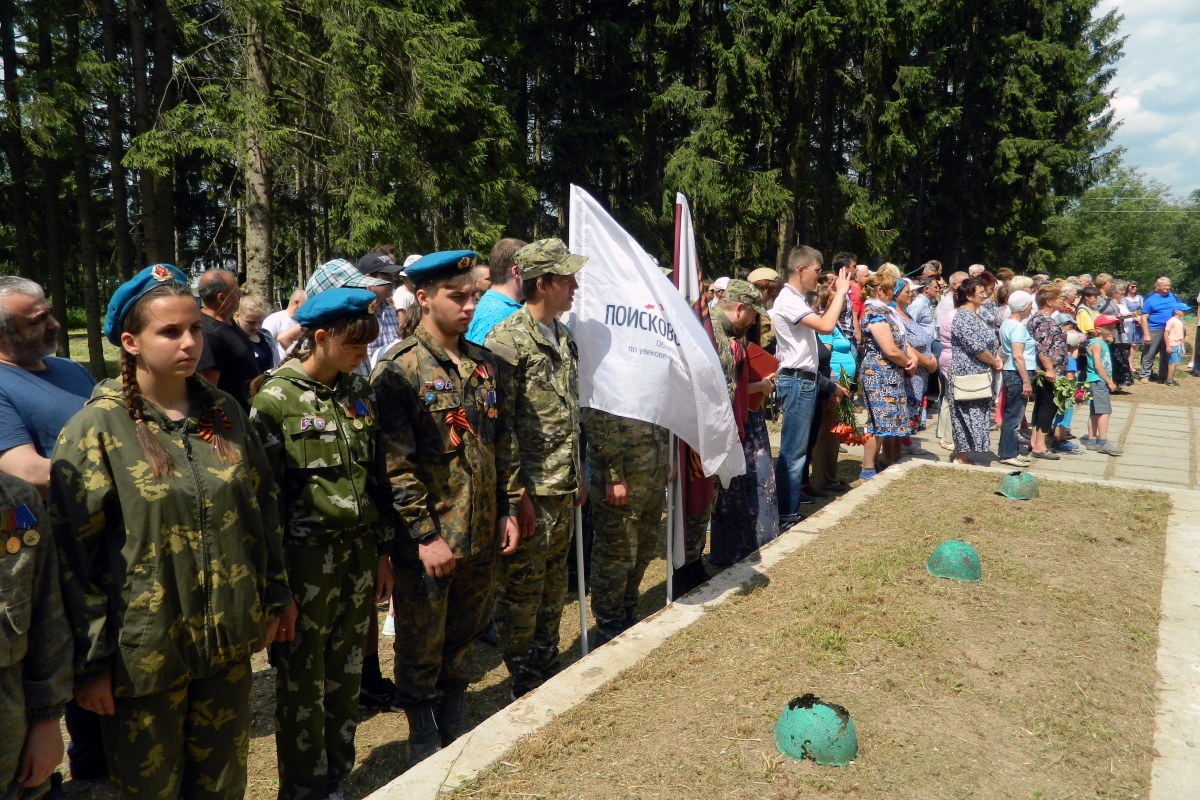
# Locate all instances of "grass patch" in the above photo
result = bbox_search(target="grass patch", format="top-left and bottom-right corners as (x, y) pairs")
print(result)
(456, 467), (1170, 799)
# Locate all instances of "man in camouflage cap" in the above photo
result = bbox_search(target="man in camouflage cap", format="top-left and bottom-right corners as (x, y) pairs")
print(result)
(581, 408), (669, 646)
(484, 238), (587, 698)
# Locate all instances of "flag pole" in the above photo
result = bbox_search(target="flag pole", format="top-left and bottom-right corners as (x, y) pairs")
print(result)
(575, 504), (589, 657)
(666, 433), (676, 604)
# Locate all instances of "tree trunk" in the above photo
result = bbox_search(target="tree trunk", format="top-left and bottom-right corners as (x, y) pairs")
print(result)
(127, 0), (160, 260)
(151, 0), (174, 262)
(101, 0), (134, 279)
(68, 0), (105, 377)
(243, 19), (273, 300)
(1, 0), (34, 280)
(41, 157), (69, 356)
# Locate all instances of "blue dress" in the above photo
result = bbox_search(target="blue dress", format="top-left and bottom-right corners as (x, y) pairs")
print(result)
(860, 305), (912, 437)
(900, 314), (932, 431)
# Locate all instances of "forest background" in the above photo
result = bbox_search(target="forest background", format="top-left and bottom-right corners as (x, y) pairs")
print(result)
(2, 0), (1199, 378)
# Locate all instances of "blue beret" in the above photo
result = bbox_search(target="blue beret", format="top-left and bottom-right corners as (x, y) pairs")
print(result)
(293, 288), (378, 329)
(104, 264), (188, 346)
(404, 250), (477, 286)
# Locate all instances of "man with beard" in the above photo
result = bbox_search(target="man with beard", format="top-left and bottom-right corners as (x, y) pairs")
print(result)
(0, 276), (105, 786)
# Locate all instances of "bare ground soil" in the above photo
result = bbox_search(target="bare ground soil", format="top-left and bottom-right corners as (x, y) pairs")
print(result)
(454, 467), (1170, 800)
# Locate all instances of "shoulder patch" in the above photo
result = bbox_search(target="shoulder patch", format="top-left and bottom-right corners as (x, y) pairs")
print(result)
(487, 339), (519, 366)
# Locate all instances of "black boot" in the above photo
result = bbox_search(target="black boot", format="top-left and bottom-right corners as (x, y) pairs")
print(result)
(404, 704), (441, 765)
(434, 690), (470, 746)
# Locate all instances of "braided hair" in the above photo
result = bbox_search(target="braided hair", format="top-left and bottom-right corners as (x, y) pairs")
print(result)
(120, 283), (240, 476)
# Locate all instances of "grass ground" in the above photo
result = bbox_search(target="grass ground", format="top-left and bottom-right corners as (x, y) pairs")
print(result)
(455, 468), (1170, 800)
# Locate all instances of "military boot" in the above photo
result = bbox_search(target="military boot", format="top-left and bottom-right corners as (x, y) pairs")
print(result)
(404, 704), (441, 765)
(434, 690), (471, 746)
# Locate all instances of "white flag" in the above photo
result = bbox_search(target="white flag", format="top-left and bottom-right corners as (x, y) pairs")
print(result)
(674, 192), (702, 305)
(567, 185), (745, 485)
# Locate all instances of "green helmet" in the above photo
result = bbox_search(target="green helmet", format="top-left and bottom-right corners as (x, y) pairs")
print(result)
(773, 694), (858, 767)
(996, 470), (1039, 500)
(926, 540), (982, 582)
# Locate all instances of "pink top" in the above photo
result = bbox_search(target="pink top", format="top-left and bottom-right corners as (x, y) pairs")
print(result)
(937, 312), (954, 375)
(1165, 316), (1186, 348)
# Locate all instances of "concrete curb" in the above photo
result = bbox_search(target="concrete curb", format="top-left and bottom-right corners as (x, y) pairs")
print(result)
(365, 460), (1199, 799)
(367, 462), (923, 799)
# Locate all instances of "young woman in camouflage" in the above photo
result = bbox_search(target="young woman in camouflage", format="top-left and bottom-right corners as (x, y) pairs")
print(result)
(249, 288), (395, 800)
(49, 265), (294, 800)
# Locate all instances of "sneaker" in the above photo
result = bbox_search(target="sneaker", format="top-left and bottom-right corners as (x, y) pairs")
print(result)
(797, 492), (816, 505)
(1052, 441), (1082, 454)
(858, 468), (877, 481)
(1016, 432), (1031, 445)
(999, 456), (1031, 467)
(1084, 438), (1101, 451)
(1138, 377), (1150, 384)
(383, 614), (396, 637)
(1166, 379), (1180, 387)
(1098, 443), (1123, 456)
(1031, 450), (1060, 460)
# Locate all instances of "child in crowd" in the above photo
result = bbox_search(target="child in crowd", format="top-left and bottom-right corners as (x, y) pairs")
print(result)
(1083, 315), (1123, 456)
(1165, 306), (1187, 387)
(1049, 330), (1084, 454)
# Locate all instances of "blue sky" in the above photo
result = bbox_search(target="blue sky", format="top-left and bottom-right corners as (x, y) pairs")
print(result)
(1099, 0), (1200, 198)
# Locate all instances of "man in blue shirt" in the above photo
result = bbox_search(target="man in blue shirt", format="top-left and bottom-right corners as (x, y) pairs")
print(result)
(466, 237), (527, 345)
(1138, 276), (1180, 383)
(0, 276), (108, 783)
(0, 277), (96, 495)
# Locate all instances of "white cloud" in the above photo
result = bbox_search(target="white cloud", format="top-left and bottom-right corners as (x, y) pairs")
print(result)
(1100, 0), (1200, 196)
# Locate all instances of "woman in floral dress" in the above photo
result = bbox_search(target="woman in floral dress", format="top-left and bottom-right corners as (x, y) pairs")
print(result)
(949, 277), (1004, 463)
(858, 273), (915, 480)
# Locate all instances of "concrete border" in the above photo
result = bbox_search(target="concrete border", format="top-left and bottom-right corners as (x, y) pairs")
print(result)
(364, 459), (1200, 799)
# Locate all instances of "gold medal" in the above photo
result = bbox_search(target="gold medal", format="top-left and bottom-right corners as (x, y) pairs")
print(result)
(364, 416), (373, 426)
(22, 530), (39, 547)
(5, 536), (19, 554)
(352, 419), (364, 430)
(488, 408), (497, 419)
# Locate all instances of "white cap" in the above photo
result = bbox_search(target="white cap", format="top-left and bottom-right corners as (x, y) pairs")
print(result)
(1066, 330), (1084, 347)
(713, 277), (730, 291)
(1007, 290), (1034, 313)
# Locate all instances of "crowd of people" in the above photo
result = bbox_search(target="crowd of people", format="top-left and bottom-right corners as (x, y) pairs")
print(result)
(0, 239), (1191, 800)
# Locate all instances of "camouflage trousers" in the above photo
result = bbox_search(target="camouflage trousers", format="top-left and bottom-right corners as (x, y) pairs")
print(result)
(271, 536), (376, 800)
(589, 471), (667, 636)
(685, 501), (712, 565)
(97, 660), (253, 800)
(391, 554), (495, 708)
(494, 493), (574, 696)
(0, 663), (52, 800)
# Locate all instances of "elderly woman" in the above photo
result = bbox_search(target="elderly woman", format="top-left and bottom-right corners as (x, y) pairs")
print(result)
(894, 279), (937, 451)
(858, 273), (915, 479)
(949, 277), (1003, 464)
(997, 290), (1037, 466)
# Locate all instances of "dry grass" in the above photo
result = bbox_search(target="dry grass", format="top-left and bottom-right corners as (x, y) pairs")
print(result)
(455, 467), (1170, 800)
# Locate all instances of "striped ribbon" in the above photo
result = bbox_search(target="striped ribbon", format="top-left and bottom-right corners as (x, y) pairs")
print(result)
(444, 408), (477, 447)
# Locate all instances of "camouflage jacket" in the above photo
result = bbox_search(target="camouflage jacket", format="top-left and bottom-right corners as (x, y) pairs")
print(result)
(372, 327), (522, 561)
(249, 360), (394, 551)
(484, 307), (580, 496)
(580, 408), (669, 486)
(712, 309), (740, 403)
(49, 379), (291, 698)
(0, 474), (72, 723)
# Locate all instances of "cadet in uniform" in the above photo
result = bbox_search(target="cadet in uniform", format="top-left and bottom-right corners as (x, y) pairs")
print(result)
(49, 265), (293, 800)
(484, 238), (587, 698)
(249, 288), (395, 800)
(0, 472), (72, 800)
(372, 250), (522, 763)
(581, 409), (669, 645)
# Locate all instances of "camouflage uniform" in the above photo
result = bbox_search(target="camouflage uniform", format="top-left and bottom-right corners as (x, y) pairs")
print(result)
(49, 378), (291, 799)
(485, 305), (581, 696)
(581, 409), (668, 641)
(0, 474), (72, 800)
(250, 360), (394, 800)
(372, 327), (521, 708)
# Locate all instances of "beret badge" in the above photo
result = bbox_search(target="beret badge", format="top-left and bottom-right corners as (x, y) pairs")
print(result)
(458, 256), (473, 270)
(367, 299), (377, 314)
(150, 264), (172, 282)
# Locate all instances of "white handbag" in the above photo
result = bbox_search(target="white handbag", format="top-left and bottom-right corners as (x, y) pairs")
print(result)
(952, 372), (992, 401)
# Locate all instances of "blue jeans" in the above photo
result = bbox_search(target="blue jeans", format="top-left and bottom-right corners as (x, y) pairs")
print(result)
(998, 370), (1028, 459)
(774, 375), (819, 522)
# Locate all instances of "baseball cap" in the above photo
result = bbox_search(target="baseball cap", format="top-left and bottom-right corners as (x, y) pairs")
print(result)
(747, 267), (781, 284)
(1092, 314), (1119, 327)
(1066, 330), (1084, 347)
(723, 279), (767, 317)
(357, 252), (402, 275)
(1007, 290), (1034, 313)
(306, 259), (389, 299)
(712, 277), (730, 292)
(514, 238), (588, 280)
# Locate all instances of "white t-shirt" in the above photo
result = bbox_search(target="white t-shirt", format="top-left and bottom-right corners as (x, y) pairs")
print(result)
(392, 286), (416, 313)
(262, 309), (298, 362)
(768, 284), (818, 371)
